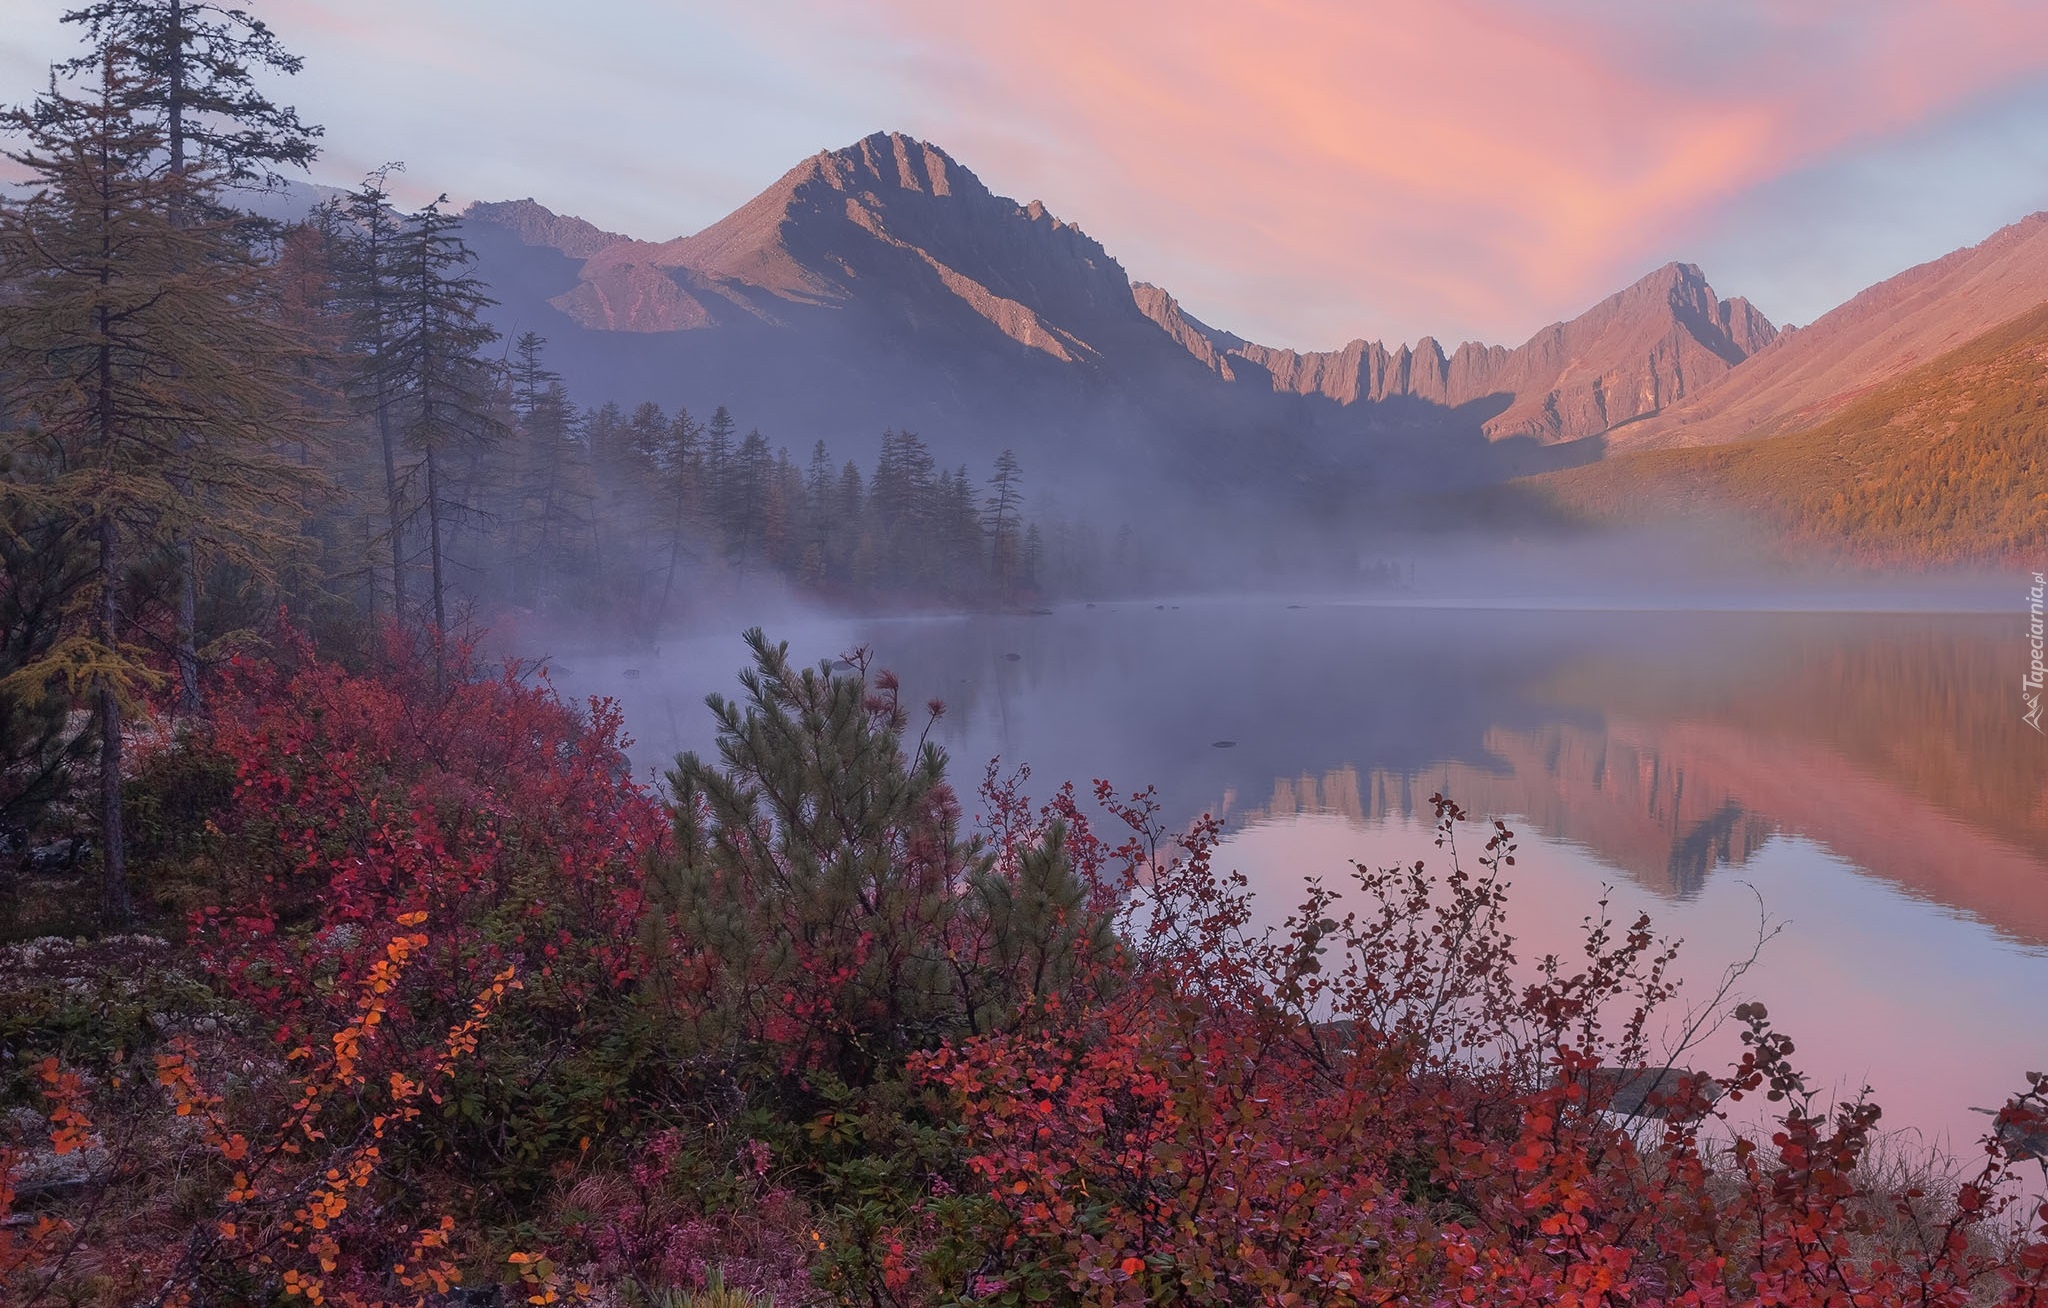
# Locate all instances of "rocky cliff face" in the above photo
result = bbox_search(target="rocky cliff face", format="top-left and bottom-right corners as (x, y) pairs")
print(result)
(1612, 211), (2048, 448)
(454, 130), (2048, 496)
(458, 128), (2048, 476)
(462, 199), (628, 259)
(513, 132), (1171, 368)
(462, 131), (1785, 456)
(1134, 262), (1778, 443)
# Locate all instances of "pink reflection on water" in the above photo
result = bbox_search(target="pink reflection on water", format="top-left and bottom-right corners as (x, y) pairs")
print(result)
(1220, 810), (2048, 1164)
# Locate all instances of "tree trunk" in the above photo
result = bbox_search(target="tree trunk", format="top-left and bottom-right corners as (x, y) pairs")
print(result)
(175, 540), (199, 711)
(426, 442), (446, 686)
(167, 4), (202, 714)
(98, 517), (128, 925)
(660, 491), (686, 627)
(379, 390), (405, 621)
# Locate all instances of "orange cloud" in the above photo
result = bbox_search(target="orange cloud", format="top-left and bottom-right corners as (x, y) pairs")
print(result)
(836, 0), (2048, 346)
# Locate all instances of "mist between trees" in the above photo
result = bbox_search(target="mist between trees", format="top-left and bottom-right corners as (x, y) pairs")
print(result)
(0, 6), (1147, 922)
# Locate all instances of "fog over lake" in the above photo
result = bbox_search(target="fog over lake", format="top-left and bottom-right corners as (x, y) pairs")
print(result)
(547, 597), (2048, 1158)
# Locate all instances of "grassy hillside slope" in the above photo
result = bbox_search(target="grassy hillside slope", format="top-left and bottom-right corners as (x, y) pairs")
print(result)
(1532, 303), (2048, 565)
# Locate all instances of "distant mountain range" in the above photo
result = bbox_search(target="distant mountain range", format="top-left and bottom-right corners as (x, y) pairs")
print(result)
(445, 130), (2048, 541)
(448, 134), (1772, 496)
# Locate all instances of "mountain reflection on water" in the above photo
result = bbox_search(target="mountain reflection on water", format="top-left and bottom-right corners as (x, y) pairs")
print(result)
(553, 599), (2048, 1151)
(854, 605), (2048, 944)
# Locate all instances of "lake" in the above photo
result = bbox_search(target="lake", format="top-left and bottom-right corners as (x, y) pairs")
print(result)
(545, 598), (2048, 1161)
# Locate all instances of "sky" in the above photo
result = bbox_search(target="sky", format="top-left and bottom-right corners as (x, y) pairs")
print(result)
(6, 0), (2048, 350)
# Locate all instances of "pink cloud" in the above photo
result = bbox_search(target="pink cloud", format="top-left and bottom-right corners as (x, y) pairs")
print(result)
(841, 0), (2048, 346)
(13, 0), (2046, 347)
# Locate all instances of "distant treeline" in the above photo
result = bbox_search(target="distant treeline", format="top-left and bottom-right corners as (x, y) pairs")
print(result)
(429, 354), (1121, 625)
(0, 28), (1127, 881)
(281, 195), (1119, 630)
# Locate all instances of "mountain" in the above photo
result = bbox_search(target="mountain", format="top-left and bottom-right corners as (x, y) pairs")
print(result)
(1133, 262), (1776, 443)
(453, 131), (1780, 502)
(1530, 303), (2048, 564)
(1610, 211), (2048, 449)
(459, 133), (1274, 504)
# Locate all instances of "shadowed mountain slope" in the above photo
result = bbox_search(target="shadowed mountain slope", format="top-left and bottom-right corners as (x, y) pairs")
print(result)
(453, 132), (1791, 502)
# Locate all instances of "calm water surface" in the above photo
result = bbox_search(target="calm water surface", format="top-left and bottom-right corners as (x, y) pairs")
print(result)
(549, 600), (2048, 1158)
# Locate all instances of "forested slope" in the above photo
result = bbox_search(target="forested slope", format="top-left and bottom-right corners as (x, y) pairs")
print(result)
(1533, 304), (2048, 565)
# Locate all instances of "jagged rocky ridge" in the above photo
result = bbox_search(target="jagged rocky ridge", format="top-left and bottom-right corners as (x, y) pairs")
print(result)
(454, 130), (2048, 498)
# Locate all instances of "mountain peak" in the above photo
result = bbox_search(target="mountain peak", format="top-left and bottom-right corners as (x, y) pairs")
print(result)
(459, 131), (1790, 446)
(462, 198), (629, 259)
(1133, 256), (1776, 440)
(810, 131), (976, 200)
(1614, 207), (2048, 448)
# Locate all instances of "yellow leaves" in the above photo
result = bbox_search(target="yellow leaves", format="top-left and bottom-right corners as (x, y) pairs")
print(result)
(396, 1215), (463, 1296)
(395, 910), (428, 927)
(0, 633), (167, 710)
(434, 963), (520, 1078)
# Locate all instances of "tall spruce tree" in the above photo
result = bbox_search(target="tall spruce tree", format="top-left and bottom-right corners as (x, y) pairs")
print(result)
(509, 331), (572, 609)
(0, 53), (318, 920)
(63, 0), (321, 712)
(651, 406), (701, 626)
(389, 197), (503, 668)
(984, 448), (1024, 600)
(870, 429), (935, 588)
(700, 404), (736, 566)
(728, 428), (772, 572)
(335, 168), (413, 622)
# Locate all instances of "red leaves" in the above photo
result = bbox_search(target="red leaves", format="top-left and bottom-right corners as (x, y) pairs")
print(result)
(193, 627), (661, 1051)
(921, 791), (2048, 1308)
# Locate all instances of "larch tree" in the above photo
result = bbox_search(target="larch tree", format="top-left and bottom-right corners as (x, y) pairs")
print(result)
(653, 406), (702, 625)
(983, 447), (1024, 600)
(390, 197), (503, 672)
(62, 0), (321, 712)
(0, 53), (318, 920)
(335, 167), (413, 623)
(509, 330), (571, 609)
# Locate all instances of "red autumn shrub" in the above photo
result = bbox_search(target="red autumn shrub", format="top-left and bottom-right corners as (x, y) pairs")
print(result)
(922, 790), (2048, 1308)
(10, 626), (2045, 1308)
(188, 628), (660, 1103)
(3, 626), (660, 1303)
